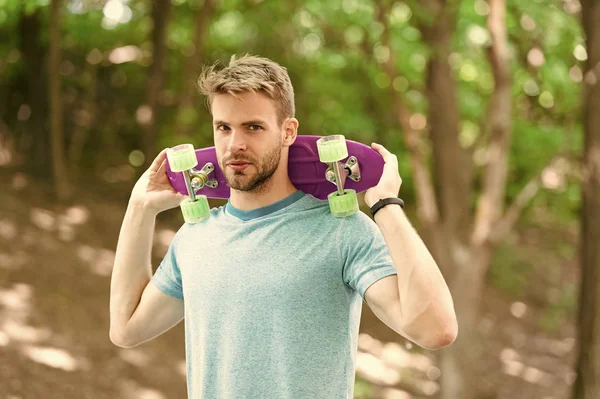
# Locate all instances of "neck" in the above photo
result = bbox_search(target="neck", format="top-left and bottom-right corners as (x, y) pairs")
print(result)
(228, 173), (298, 211)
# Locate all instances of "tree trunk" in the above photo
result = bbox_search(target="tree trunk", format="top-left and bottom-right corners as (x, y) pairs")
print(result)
(433, 0), (511, 398)
(472, 0), (512, 246)
(374, 0), (445, 272)
(420, 6), (473, 243)
(416, 5), (474, 398)
(48, 0), (71, 201)
(173, 0), (216, 140)
(440, 245), (492, 399)
(573, 1), (600, 398)
(18, 8), (48, 173)
(68, 62), (98, 176)
(141, 0), (172, 169)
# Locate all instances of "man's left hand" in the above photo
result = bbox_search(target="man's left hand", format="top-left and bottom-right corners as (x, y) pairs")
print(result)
(363, 142), (403, 209)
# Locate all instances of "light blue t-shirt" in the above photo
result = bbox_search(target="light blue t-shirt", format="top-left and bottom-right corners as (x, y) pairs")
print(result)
(151, 190), (397, 399)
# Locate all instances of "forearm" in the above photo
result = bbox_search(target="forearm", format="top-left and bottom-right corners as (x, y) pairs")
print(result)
(109, 201), (157, 337)
(374, 205), (457, 343)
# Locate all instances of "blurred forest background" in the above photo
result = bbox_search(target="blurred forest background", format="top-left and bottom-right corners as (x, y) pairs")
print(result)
(0, 0), (599, 398)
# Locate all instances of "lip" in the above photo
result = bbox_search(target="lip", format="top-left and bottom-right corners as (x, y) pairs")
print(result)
(228, 162), (251, 171)
(228, 161), (250, 165)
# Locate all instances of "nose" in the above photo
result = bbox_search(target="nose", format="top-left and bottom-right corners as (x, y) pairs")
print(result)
(227, 129), (247, 153)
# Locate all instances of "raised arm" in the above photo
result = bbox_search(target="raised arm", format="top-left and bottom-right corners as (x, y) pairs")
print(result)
(109, 149), (187, 348)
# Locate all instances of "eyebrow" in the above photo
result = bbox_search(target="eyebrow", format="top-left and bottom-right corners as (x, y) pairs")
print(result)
(213, 119), (268, 127)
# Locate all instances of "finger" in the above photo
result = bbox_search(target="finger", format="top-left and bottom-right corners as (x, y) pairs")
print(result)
(149, 148), (168, 173)
(153, 159), (172, 185)
(151, 159), (168, 182)
(371, 142), (397, 163)
(156, 158), (167, 174)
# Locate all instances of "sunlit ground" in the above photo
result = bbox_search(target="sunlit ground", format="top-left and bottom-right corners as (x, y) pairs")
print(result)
(0, 172), (188, 399)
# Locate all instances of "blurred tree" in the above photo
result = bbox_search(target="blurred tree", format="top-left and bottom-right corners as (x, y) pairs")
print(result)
(173, 0), (217, 140)
(374, 0), (568, 397)
(18, 7), (47, 172)
(49, 0), (71, 200)
(141, 0), (172, 169)
(68, 57), (98, 173)
(573, 1), (600, 398)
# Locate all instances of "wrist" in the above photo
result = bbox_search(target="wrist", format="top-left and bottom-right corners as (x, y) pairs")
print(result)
(373, 204), (409, 233)
(128, 198), (159, 217)
(369, 197), (404, 217)
(373, 203), (404, 219)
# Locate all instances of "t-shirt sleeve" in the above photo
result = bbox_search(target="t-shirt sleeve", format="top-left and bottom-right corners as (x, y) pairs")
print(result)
(151, 227), (184, 301)
(338, 211), (397, 300)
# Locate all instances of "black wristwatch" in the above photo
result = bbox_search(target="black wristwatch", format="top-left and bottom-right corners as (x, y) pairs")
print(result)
(369, 197), (404, 217)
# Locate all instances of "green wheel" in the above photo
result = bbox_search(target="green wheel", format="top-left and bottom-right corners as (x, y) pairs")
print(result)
(316, 135), (348, 163)
(327, 189), (359, 217)
(180, 196), (210, 223)
(167, 144), (198, 172)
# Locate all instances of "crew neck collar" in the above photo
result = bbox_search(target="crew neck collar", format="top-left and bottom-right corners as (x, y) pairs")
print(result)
(226, 190), (306, 221)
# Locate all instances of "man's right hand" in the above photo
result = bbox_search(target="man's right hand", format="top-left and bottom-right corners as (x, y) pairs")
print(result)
(130, 148), (188, 215)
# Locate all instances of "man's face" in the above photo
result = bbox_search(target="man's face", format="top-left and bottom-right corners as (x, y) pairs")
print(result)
(212, 91), (284, 193)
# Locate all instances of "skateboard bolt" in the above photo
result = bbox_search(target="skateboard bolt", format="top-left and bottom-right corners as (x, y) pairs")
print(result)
(326, 170), (336, 183)
(191, 175), (207, 191)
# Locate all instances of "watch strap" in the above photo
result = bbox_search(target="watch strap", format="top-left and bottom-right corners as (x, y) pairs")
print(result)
(369, 197), (404, 217)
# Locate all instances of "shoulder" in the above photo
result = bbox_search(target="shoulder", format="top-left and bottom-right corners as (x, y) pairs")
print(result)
(299, 194), (375, 222)
(295, 195), (378, 236)
(336, 210), (383, 251)
(338, 209), (376, 229)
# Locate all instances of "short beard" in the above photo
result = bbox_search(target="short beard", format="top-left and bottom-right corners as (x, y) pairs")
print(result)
(224, 135), (282, 194)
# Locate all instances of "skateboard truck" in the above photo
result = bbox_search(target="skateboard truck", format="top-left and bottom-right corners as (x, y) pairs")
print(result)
(316, 135), (360, 217)
(325, 156), (361, 194)
(167, 144), (212, 223)
(185, 163), (219, 201)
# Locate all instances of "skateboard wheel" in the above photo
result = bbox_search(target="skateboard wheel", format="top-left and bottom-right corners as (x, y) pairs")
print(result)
(180, 195), (210, 223)
(167, 144), (198, 172)
(327, 189), (359, 217)
(316, 135), (348, 163)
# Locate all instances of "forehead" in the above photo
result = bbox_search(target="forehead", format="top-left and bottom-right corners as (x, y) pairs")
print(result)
(211, 91), (277, 124)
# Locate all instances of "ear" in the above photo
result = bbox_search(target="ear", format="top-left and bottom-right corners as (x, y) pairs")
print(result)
(282, 118), (299, 147)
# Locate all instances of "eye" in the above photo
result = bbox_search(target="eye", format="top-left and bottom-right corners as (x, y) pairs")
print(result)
(216, 125), (230, 131)
(248, 125), (262, 131)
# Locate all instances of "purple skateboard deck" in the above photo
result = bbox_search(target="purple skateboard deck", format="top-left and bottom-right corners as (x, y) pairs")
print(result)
(165, 135), (384, 201)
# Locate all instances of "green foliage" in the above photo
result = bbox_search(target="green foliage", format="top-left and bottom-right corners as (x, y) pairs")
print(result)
(489, 242), (532, 297)
(0, 0), (584, 222)
(353, 375), (374, 399)
(538, 282), (578, 334)
(507, 118), (581, 222)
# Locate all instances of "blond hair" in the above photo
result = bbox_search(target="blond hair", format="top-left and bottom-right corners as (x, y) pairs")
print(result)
(197, 54), (295, 125)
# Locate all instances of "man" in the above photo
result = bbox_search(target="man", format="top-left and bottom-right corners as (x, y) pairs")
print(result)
(109, 55), (457, 398)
